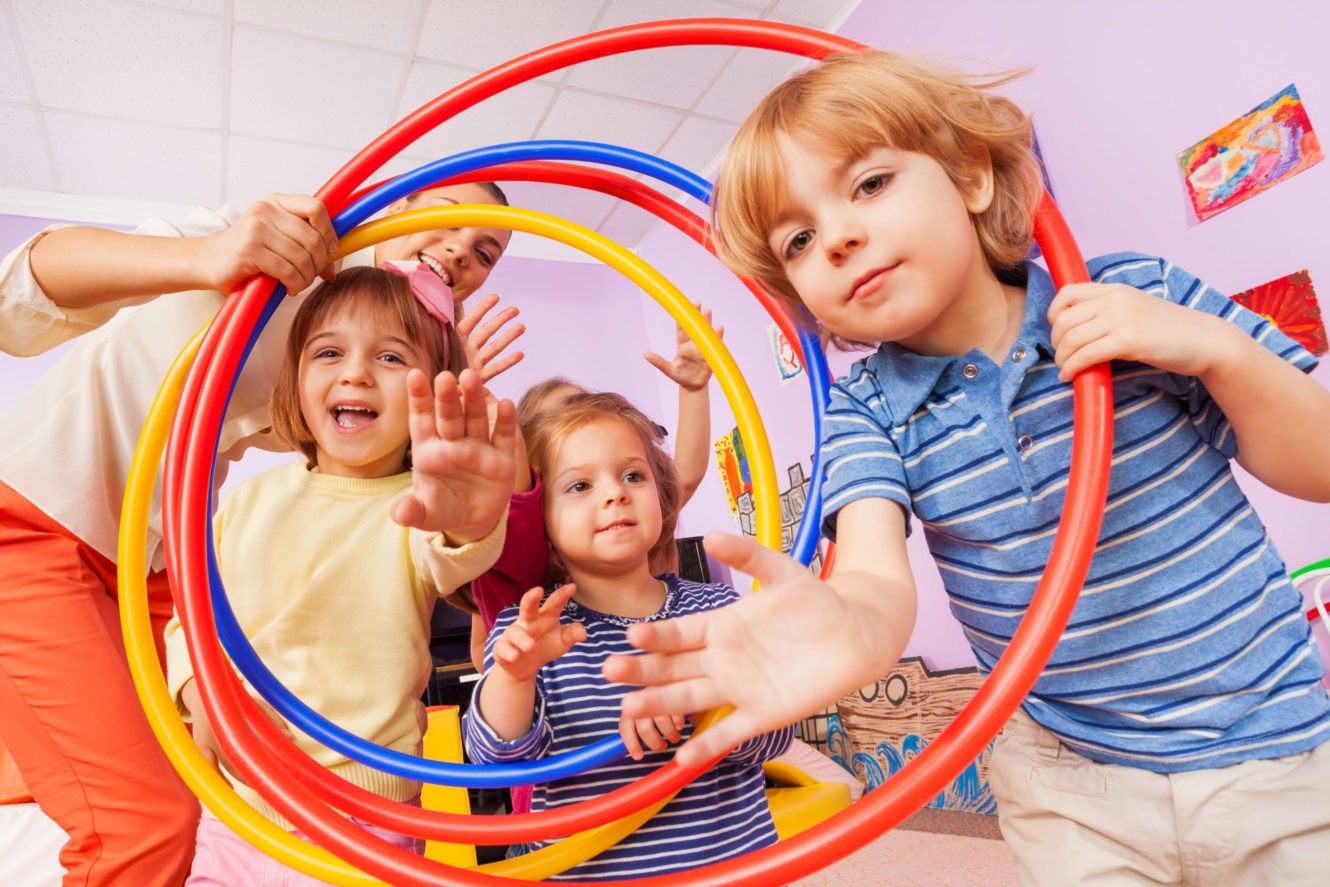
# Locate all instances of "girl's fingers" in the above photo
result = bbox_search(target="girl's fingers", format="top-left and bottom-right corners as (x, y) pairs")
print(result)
(456, 369), (491, 442)
(404, 370), (438, 442)
(431, 371), (465, 441)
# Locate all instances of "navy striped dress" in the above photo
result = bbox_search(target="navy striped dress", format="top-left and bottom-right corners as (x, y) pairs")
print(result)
(463, 574), (792, 881)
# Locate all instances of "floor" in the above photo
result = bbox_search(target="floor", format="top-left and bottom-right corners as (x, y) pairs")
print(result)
(0, 802), (1021, 886)
(793, 808), (1020, 886)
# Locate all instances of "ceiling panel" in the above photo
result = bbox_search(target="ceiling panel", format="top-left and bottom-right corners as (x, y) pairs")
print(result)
(233, 0), (427, 54)
(46, 111), (223, 205)
(0, 106), (55, 191)
(416, 0), (604, 75)
(14, 0), (226, 127)
(0, 0), (862, 255)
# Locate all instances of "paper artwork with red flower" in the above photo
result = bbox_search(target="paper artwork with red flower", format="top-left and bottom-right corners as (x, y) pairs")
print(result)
(1231, 269), (1328, 356)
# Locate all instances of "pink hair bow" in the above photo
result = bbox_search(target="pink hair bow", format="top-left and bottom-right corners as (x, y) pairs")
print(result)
(381, 259), (455, 328)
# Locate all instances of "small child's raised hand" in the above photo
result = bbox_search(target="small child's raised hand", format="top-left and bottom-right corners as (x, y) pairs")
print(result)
(456, 292), (526, 383)
(1047, 282), (1223, 382)
(619, 712), (687, 761)
(200, 193), (339, 297)
(643, 304), (722, 392)
(492, 586), (587, 682)
(391, 367), (517, 543)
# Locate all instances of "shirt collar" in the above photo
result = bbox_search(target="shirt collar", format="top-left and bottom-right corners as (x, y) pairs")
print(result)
(863, 260), (1058, 419)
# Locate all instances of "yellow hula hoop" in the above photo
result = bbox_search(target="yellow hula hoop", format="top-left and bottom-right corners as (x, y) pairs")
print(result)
(118, 204), (778, 882)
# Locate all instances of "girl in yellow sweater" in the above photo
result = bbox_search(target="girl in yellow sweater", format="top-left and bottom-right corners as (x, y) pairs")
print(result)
(165, 262), (516, 882)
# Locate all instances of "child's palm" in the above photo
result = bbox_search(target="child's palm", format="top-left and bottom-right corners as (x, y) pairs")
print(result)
(392, 368), (517, 543)
(493, 586), (586, 682)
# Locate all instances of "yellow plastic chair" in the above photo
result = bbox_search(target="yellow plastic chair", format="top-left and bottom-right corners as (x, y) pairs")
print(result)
(420, 705), (477, 867)
(764, 759), (853, 840)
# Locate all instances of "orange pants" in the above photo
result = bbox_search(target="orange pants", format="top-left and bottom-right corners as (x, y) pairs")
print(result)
(0, 479), (197, 885)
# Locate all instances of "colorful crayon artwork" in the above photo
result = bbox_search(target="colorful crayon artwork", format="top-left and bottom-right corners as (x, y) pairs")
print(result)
(1179, 84), (1322, 221)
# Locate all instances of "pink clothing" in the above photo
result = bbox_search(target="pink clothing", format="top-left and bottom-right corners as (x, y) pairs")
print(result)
(187, 802), (424, 885)
(470, 474), (549, 630)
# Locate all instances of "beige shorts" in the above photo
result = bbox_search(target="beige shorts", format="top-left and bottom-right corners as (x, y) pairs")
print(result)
(987, 710), (1330, 886)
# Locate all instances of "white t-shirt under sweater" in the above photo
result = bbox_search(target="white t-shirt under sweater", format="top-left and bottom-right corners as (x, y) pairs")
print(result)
(163, 460), (505, 829)
(0, 209), (373, 571)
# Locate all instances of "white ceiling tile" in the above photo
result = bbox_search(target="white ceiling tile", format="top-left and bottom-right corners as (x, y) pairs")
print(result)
(598, 201), (659, 251)
(694, 49), (810, 121)
(13, 0), (225, 126)
(139, 0), (226, 14)
(567, 0), (753, 110)
(229, 26), (405, 150)
(0, 8), (31, 103)
(660, 114), (739, 185)
(0, 106), (55, 190)
(46, 111), (222, 205)
(772, 0), (861, 28)
(536, 91), (684, 157)
(226, 135), (364, 207)
(234, 0), (426, 54)
(417, 0), (603, 75)
(394, 61), (555, 161)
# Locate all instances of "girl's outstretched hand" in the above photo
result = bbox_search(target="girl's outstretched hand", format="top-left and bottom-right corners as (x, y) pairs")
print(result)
(604, 532), (858, 768)
(391, 367), (517, 542)
(492, 586), (587, 682)
(644, 304), (722, 392)
(456, 292), (526, 383)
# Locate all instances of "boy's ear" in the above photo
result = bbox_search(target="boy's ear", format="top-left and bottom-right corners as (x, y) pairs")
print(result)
(959, 146), (996, 215)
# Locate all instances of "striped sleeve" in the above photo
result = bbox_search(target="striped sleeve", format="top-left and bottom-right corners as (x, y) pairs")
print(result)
(819, 366), (909, 540)
(1096, 253), (1318, 458)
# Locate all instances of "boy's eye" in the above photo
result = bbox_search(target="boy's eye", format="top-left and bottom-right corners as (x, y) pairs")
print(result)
(784, 230), (814, 259)
(476, 247), (495, 268)
(855, 173), (889, 198)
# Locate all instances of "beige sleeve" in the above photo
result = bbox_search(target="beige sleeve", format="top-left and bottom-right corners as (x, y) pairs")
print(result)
(0, 206), (243, 356)
(410, 510), (509, 600)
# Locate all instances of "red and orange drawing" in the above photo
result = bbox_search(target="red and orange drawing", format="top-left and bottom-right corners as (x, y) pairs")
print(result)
(1231, 269), (1328, 357)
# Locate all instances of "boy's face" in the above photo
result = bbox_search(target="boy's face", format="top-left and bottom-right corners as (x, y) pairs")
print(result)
(374, 183), (512, 303)
(766, 135), (997, 355)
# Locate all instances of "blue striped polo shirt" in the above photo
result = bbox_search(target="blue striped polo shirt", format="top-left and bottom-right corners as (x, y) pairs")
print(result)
(463, 574), (792, 881)
(820, 252), (1330, 772)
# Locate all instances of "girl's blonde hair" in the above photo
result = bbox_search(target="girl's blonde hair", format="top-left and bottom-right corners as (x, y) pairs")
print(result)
(713, 50), (1044, 347)
(522, 392), (681, 583)
(270, 265), (468, 468)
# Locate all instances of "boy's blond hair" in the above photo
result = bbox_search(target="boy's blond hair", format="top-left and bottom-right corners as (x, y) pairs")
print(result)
(713, 50), (1044, 345)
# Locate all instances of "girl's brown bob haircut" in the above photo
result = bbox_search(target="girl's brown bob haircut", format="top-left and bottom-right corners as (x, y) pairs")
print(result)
(270, 265), (468, 469)
(522, 392), (681, 583)
(712, 50), (1044, 347)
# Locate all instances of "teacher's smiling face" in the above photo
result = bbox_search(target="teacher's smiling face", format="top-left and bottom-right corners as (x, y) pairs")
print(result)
(374, 182), (512, 304)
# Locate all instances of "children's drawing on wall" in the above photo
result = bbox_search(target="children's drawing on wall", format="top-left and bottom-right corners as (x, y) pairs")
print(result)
(827, 657), (996, 815)
(1179, 83), (1324, 221)
(1231, 269), (1328, 356)
(713, 427), (752, 518)
(767, 323), (805, 385)
(714, 427), (823, 571)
